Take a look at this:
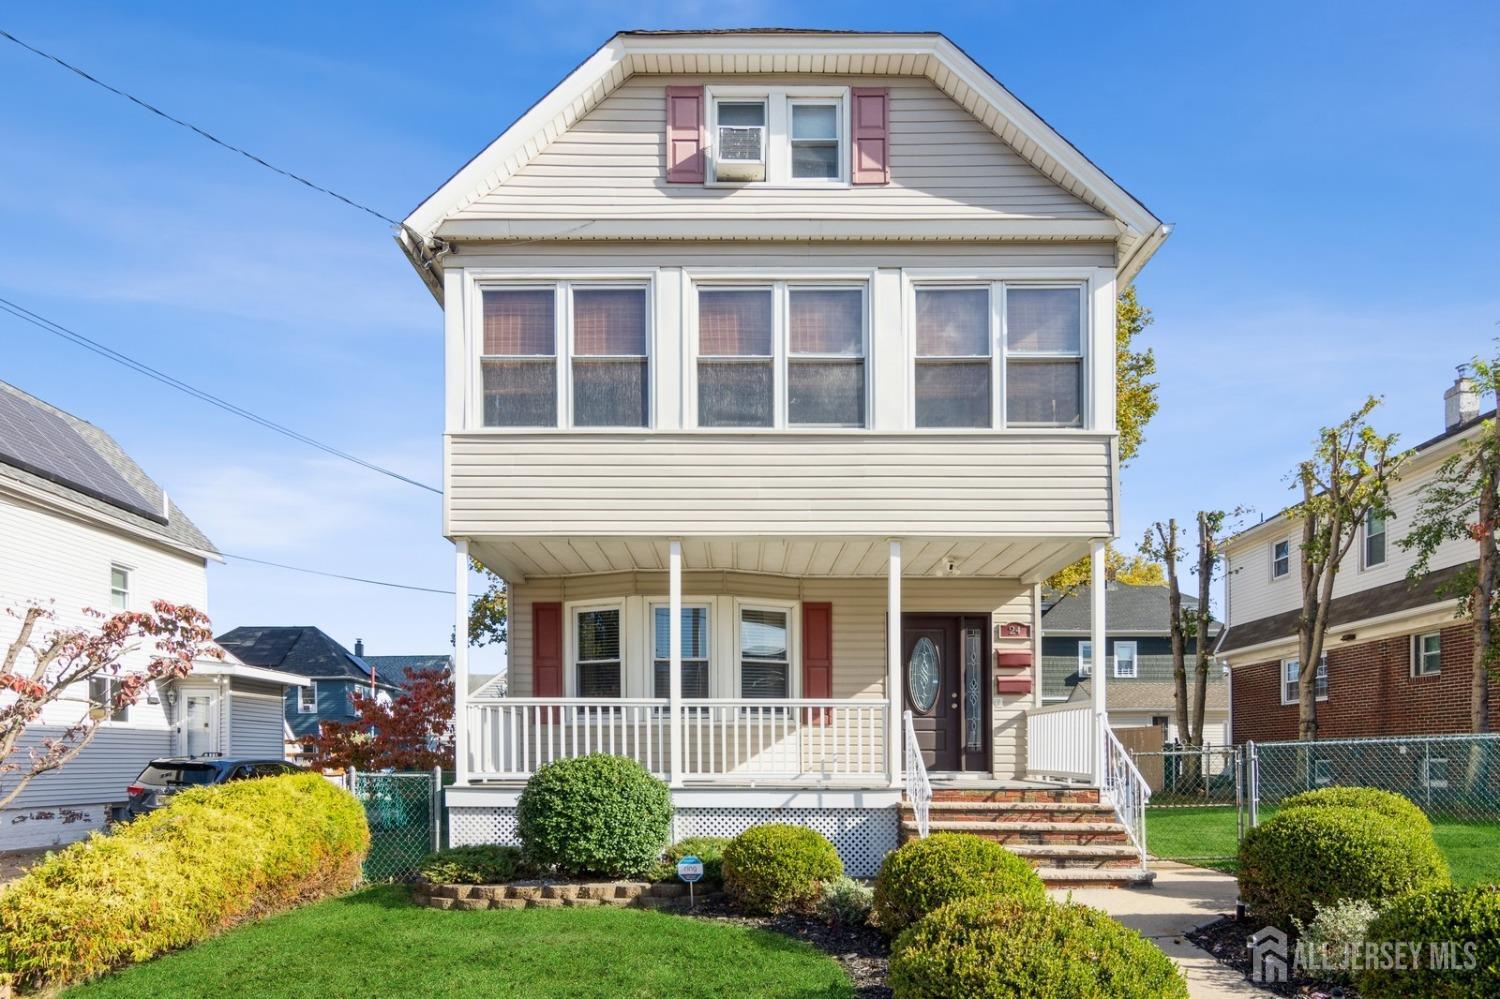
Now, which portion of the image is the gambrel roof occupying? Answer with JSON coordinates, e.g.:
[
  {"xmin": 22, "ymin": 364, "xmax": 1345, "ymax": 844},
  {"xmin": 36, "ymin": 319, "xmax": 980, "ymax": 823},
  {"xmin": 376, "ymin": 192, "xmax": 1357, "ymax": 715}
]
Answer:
[{"xmin": 399, "ymin": 30, "xmax": 1168, "ymax": 296}]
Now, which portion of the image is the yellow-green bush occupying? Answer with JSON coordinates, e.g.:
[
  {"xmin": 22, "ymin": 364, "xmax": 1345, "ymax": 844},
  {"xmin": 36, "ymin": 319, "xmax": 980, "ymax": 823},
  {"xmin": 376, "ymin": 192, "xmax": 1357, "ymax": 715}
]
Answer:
[
  {"xmin": 1354, "ymin": 885, "xmax": 1500, "ymax": 998},
  {"xmin": 1280, "ymin": 786, "xmax": 1432, "ymax": 831},
  {"xmin": 873, "ymin": 832, "xmax": 1045, "ymax": 936},
  {"xmin": 722, "ymin": 824, "xmax": 843, "ymax": 915},
  {"xmin": 0, "ymin": 772, "xmax": 368, "ymax": 992}
]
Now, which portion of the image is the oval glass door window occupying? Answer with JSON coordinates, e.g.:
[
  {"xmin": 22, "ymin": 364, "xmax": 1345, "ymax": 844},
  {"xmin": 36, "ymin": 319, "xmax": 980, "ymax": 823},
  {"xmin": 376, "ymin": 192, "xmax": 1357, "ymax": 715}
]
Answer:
[{"xmin": 908, "ymin": 637, "xmax": 940, "ymax": 712}]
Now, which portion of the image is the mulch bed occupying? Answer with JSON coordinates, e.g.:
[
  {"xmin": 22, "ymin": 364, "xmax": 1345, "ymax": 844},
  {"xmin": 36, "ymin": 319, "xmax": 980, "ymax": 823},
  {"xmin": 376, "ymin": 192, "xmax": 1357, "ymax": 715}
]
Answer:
[
  {"xmin": 1189, "ymin": 916, "xmax": 1361, "ymax": 999},
  {"xmin": 683, "ymin": 893, "xmax": 890, "ymax": 998}
]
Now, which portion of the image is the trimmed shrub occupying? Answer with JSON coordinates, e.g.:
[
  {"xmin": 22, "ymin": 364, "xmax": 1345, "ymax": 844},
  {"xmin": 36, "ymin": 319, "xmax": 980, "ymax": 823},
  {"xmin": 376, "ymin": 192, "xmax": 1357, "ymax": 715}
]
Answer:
[
  {"xmin": 890, "ymin": 895, "xmax": 1188, "ymax": 998},
  {"xmin": 1238, "ymin": 805, "xmax": 1449, "ymax": 928},
  {"xmin": 873, "ymin": 832, "xmax": 1045, "ymax": 936},
  {"xmin": 1281, "ymin": 786, "xmax": 1431, "ymax": 831},
  {"xmin": 417, "ymin": 845, "xmax": 523, "ymax": 885},
  {"xmin": 1354, "ymin": 885, "xmax": 1500, "ymax": 999},
  {"xmin": 819, "ymin": 876, "xmax": 875, "ymax": 927},
  {"xmin": 1292, "ymin": 899, "xmax": 1383, "ymax": 984},
  {"xmin": 0, "ymin": 773, "xmax": 367, "ymax": 992},
  {"xmin": 665, "ymin": 836, "xmax": 730, "ymax": 889},
  {"xmin": 516, "ymin": 754, "xmax": 672, "ymax": 878},
  {"xmin": 722, "ymin": 824, "xmax": 843, "ymax": 915}
]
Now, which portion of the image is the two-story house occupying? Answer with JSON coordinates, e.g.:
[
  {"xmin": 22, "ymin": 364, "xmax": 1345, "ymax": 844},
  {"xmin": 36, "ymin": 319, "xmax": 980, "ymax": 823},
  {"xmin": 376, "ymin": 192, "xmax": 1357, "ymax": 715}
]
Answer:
[
  {"xmin": 1041, "ymin": 583, "xmax": 1227, "ymax": 747},
  {"xmin": 397, "ymin": 30, "xmax": 1169, "ymax": 880},
  {"xmin": 1218, "ymin": 375, "xmax": 1498, "ymax": 747},
  {"xmin": 0, "ymin": 381, "xmax": 305, "ymax": 848}
]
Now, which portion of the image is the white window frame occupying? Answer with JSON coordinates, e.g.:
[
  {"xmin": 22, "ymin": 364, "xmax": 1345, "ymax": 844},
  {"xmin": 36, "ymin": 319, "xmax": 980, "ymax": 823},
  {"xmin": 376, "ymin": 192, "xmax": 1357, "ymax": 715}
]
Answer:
[
  {"xmin": 1363, "ymin": 509, "xmax": 1388, "ymax": 569},
  {"xmin": 565, "ymin": 600, "xmax": 627, "ymax": 698},
  {"xmin": 648, "ymin": 600, "xmax": 712, "ymax": 699},
  {"xmin": 1271, "ymin": 540, "xmax": 1291, "ymax": 580},
  {"xmin": 88, "ymin": 674, "xmax": 129, "ymax": 724},
  {"xmin": 1077, "ymin": 640, "xmax": 1093, "ymax": 677},
  {"xmin": 1281, "ymin": 655, "xmax": 1328, "ymax": 705},
  {"xmin": 109, "ymin": 564, "xmax": 131, "ymax": 611},
  {"xmin": 905, "ymin": 278, "xmax": 1092, "ymax": 432},
  {"xmin": 467, "ymin": 273, "xmax": 656, "ymax": 432},
  {"xmin": 706, "ymin": 86, "xmax": 850, "ymax": 188},
  {"xmin": 1413, "ymin": 632, "xmax": 1442, "ymax": 677},
  {"xmin": 1313, "ymin": 758, "xmax": 1334, "ymax": 785},
  {"xmin": 1113, "ymin": 641, "xmax": 1139, "ymax": 679},
  {"xmin": 734, "ymin": 598, "xmax": 799, "ymax": 700},
  {"xmin": 1421, "ymin": 755, "xmax": 1450, "ymax": 789},
  {"xmin": 687, "ymin": 277, "xmax": 871, "ymax": 430},
  {"xmin": 297, "ymin": 682, "xmax": 318, "ymax": 714}
]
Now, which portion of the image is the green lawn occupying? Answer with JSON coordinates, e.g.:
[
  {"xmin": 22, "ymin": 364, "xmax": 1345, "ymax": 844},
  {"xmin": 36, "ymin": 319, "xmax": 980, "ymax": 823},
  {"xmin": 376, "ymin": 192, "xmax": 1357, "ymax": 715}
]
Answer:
[
  {"xmin": 1147, "ymin": 806, "xmax": 1500, "ymax": 885},
  {"xmin": 68, "ymin": 886, "xmax": 852, "ymax": 999}
]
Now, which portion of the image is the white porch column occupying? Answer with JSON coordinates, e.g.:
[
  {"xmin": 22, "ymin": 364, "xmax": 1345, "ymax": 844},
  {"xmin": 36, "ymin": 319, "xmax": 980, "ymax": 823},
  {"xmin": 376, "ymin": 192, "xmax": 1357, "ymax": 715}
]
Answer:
[
  {"xmin": 453, "ymin": 539, "xmax": 471, "ymax": 786},
  {"xmin": 887, "ymin": 539, "xmax": 902, "ymax": 788},
  {"xmin": 1090, "ymin": 539, "xmax": 1108, "ymax": 785},
  {"xmin": 668, "ymin": 539, "xmax": 683, "ymax": 788}
]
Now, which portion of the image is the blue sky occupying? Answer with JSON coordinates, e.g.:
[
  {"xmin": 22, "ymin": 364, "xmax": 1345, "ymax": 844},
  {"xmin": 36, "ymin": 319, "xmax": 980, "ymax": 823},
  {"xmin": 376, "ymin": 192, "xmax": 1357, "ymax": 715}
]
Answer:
[{"xmin": 2, "ymin": 2, "xmax": 1496, "ymax": 673}]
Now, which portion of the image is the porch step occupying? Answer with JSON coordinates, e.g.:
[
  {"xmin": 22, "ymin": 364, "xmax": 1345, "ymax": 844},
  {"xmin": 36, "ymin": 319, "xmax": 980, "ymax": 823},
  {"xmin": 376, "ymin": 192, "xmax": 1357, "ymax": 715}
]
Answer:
[
  {"xmin": 1037, "ymin": 866, "xmax": 1156, "ymax": 889},
  {"xmin": 903, "ymin": 819, "xmax": 1128, "ymax": 846},
  {"xmin": 898, "ymin": 824, "xmax": 1141, "ymax": 867},
  {"xmin": 929, "ymin": 787, "xmax": 1100, "ymax": 804},
  {"xmin": 906, "ymin": 801, "xmax": 1118, "ymax": 823}
]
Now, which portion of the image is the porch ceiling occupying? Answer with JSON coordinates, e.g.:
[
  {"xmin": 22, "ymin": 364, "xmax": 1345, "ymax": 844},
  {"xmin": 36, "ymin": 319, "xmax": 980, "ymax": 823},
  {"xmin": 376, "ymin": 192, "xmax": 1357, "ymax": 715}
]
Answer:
[{"xmin": 467, "ymin": 536, "xmax": 1089, "ymax": 584}]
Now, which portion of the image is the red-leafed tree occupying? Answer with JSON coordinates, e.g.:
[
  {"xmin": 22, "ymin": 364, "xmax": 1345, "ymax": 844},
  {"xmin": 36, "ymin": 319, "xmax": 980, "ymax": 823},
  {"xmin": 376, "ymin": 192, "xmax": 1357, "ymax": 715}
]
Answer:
[
  {"xmin": 302, "ymin": 666, "xmax": 455, "ymax": 771},
  {"xmin": 1, "ymin": 600, "xmax": 220, "ymax": 811}
]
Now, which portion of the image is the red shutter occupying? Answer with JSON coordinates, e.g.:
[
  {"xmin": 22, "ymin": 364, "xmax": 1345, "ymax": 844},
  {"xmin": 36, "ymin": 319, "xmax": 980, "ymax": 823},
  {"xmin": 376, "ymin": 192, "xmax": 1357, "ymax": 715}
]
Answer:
[
  {"xmin": 665, "ymin": 86, "xmax": 706, "ymax": 183},
  {"xmin": 850, "ymin": 87, "xmax": 890, "ymax": 185},
  {"xmin": 802, "ymin": 602, "xmax": 833, "ymax": 723},
  {"xmin": 533, "ymin": 602, "xmax": 563, "ymax": 699}
]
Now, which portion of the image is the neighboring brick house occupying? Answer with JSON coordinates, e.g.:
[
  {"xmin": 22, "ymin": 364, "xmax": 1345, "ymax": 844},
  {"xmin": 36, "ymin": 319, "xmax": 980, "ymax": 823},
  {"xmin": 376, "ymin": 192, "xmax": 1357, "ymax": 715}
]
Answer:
[
  {"xmin": 1040, "ymin": 582, "xmax": 1227, "ymax": 746},
  {"xmin": 1218, "ymin": 375, "xmax": 1497, "ymax": 744}
]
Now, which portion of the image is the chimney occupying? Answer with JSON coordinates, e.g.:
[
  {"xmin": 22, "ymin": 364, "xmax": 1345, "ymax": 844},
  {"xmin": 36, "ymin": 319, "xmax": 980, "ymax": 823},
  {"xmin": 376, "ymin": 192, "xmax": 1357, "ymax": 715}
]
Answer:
[
  {"xmin": 1445, "ymin": 370, "xmax": 1480, "ymax": 431},
  {"xmin": 354, "ymin": 638, "xmax": 365, "ymax": 658}
]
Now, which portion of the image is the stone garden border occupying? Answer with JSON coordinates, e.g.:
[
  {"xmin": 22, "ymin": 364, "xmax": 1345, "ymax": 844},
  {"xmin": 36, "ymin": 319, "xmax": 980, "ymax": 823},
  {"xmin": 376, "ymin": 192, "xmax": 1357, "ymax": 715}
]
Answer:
[{"xmin": 412, "ymin": 880, "xmax": 722, "ymax": 911}]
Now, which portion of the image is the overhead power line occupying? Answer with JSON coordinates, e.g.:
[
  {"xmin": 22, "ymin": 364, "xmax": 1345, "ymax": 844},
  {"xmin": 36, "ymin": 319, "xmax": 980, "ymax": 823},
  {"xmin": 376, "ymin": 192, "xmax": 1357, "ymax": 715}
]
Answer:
[
  {"xmin": 222, "ymin": 553, "xmax": 453, "ymax": 595},
  {"xmin": 0, "ymin": 27, "xmax": 404, "ymax": 229},
  {"xmin": 0, "ymin": 294, "xmax": 442, "ymax": 495}
]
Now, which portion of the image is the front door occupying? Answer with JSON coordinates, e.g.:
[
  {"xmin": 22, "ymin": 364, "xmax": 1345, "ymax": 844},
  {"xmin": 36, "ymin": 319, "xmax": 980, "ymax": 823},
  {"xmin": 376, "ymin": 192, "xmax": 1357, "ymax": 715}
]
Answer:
[
  {"xmin": 184, "ymin": 695, "xmax": 213, "ymax": 757},
  {"xmin": 902, "ymin": 614, "xmax": 990, "ymax": 772}
]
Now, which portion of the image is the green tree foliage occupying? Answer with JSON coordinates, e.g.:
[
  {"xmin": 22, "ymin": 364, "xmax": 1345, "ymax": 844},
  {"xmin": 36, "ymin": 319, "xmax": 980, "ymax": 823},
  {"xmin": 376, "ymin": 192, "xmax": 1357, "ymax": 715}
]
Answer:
[
  {"xmin": 1115, "ymin": 286, "xmax": 1159, "ymax": 467},
  {"xmin": 468, "ymin": 558, "xmax": 508, "ymax": 647}
]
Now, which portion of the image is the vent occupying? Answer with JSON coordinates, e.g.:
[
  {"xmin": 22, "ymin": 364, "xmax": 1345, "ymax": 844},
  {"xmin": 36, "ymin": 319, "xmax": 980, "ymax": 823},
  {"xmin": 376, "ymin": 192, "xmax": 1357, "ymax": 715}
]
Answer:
[{"xmin": 715, "ymin": 125, "xmax": 765, "ymax": 182}]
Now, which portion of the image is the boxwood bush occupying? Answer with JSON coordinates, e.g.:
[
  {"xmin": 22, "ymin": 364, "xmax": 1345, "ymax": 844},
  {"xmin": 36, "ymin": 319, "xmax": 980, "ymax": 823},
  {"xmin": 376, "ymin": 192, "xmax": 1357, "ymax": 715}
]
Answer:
[
  {"xmin": 516, "ymin": 754, "xmax": 672, "ymax": 877},
  {"xmin": 873, "ymin": 832, "xmax": 1045, "ymax": 936},
  {"xmin": 0, "ymin": 773, "xmax": 367, "ymax": 992},
  {"xmin": 889, "ymin": 895, "xmax": 1187, "ymax": 998},
  {"xmin": 722, "ymin": 824, "xmax": 843, "ymax": 915},
  {"xmin": 1238, "ymin": 805, "xmax": 1449, "ymax": 928},
  {"xmin": 1354, "ymin": 885, "xmax": 1500, "ymax": 998},
  {"xmin": 665, "ymin": 836, "xmax": 730, "ymax": 889},
  {"xmin": 1280, "ymin": 786, "xmax": 1431, "ymax": 830},
  {"xmin": 417, "ymin": 844, "xmax": 523, "ymax": 885}
]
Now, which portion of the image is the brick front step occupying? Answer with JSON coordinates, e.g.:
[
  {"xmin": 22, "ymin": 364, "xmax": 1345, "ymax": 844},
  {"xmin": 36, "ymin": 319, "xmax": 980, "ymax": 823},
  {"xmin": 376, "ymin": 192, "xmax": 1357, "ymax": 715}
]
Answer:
[
  {"xmin": 906, "ymin": 819, "xmax": 1128, "ymax": 845},
  {"xmin": 898, "ymin": 824, "xmax": 1142, "ymax": 868},
  {"xmin": 929, "ymin": 787, "xmax": 1101, "ymax": 804},
  {"xmin": 1036, "ymin": 866, "xmax": 1156, "ymax": 889},
  {"xmin": 903, "ymin": 801, "xmax": 1118, "ymax": 824}
]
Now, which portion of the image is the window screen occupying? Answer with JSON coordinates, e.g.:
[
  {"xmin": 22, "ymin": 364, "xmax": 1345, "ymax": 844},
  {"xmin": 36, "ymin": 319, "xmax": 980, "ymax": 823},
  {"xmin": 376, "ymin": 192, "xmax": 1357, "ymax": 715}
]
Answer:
[
  {"xmin": 915, "ymin": 288, "xmax": 991, "ymax": 428},
  {"xmin": 740, "ymin": 608, "xmax": 790, "ymax": 698},
  {"xmin": 698, "ymin": 289, "xmax": 774, "ymax": 427},
  {"xmin": 572, "ymin": 288, "xmax": 648, "ymax": 427},
  {"xmin": 482, "ymin": 289, "xmax": 556, "ymax": 426},
  {"xmin": 789, "ymin": 288, "xmax": 864, "ymax": 426},
  {"xmin": 1006, "ymin": 288, "xmax": 1082, "ymax": 426},
  {"xmin": 653, "ymin": 606, "xmax": 709, "ymax": 698},
  {"xmin": 575, "ymin": 609, "xmax": 621, "ymax": 697}
]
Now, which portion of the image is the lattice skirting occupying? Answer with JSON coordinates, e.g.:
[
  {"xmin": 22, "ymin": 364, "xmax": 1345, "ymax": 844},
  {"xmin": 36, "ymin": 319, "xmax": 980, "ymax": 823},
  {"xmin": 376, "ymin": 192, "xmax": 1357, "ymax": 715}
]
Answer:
[{"xmin": 449, "ymin": 805, "xmax": 899, "ymax": 877}]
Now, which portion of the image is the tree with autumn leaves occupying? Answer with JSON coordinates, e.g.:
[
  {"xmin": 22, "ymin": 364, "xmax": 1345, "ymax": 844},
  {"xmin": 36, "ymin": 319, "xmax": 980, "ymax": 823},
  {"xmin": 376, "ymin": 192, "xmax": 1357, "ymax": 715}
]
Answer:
[{"xmin": 302, "ymin": 666, "xmax": 456, "ymax": 771}]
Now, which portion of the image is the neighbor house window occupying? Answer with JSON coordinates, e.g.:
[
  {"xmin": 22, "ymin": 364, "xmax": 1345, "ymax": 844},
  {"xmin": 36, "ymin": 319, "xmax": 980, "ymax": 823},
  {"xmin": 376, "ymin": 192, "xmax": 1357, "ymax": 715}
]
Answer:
[
  {"xmin": 1313, "ymin": 758, "xmax": 1334, "ymax": 785},
  {"xmin": 653, "ymin": 605, "xmax": 710, "ymax": 699},
  {"xmin": 740, "ymin": 607, "xmax": 791, "ymax": 698},
  {"xmin": 696, "ymin": 283, "xmax": 867, "ymax": 428},
  {"xmin": 480, "ymin": 284, "xmax": 650, "ymax": 428},
  {"xmin": 110, "ymin": 565, "xmax": 130, "ymax": 611},
  {"xmin": 88, "ymin": 676, "xmax": 127, "ymax": 722},
  {"xmin": 1414, "ymin": 632, "xmax": 1442, "ymax": 676},
  {"xmin": 709, "ymin": 89, "xmax": 847, "ymax": 185},
  {"xmin": 1421, "ymin": 756, "xmax": 1450, "ymax": 789},
  {"xmin": 914, "ymin": 287, "xmax": 991, "ymax": 428},
  {"xmin": 575, "ymin": 608, "xmax": 622, "ymax": 698},
  {"xmin": 1113, "ymin": 641, "xmax": 1138, "ymax": 679},
  {"xmin": 1364, "ymin": 510, "xmax": 1387, "ymax": 567},
  {"xmin": 1005, "ymin": 287, "xmax": 1084, "ymax": 427},
  {"xmin": 1271, "ymin": 540, "xmax": 1291, "ymax": 579},
  {"xmin": 298, "ymin": 683, "xmax": 317, "ymax": 714},
  {"xmin": 1281, "ymin": 656, "xmax": 1328, "ymax": 705},
  {"xmin": 1077, "ymin": 640, "xmax": 1093, "ymax": 677}
]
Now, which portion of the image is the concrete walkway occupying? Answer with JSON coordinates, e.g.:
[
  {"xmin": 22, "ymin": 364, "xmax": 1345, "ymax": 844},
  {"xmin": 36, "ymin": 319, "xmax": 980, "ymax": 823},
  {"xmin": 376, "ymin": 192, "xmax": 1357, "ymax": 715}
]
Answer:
[{"xmin": 1048, "ymin": 861, "xmax": 1270, "ymax": 998}]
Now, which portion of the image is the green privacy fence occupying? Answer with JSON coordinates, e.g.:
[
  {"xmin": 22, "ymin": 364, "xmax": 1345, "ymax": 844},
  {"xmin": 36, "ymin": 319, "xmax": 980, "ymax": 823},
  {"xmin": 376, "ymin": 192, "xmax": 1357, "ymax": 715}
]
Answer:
[{"xmin": 345, "ymin": 769, "xmax": 450, "ymax": 881}]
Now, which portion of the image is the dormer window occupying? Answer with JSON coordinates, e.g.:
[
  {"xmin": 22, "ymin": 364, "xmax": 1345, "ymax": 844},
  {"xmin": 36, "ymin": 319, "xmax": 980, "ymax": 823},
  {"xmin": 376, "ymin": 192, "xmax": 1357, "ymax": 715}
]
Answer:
[
  {"xmin": 789, "ymin": 102, "xmax": 840, "ymax": 179},
  {"xmin": 708, "ymin": 88, "xmax": 848, "ymax": 186}
]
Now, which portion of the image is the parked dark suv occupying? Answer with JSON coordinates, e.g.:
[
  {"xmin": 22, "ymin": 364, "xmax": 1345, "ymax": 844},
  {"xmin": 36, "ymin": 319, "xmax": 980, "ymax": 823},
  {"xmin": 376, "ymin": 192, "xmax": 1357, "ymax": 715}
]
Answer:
[{"xmin": 118, "ymin": 756, "xmax": 307, "ymax": 819}]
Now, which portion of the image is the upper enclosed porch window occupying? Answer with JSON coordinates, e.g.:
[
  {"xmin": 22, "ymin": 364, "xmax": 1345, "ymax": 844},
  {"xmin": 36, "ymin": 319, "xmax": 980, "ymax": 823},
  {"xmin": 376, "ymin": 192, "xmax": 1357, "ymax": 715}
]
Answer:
[
  {"xmin": 912, "ymin": 283, "xmax": 1086, "ymax": 429},
  {"xmin": 481, "ymin": 284, "xmax": 650, "ymax": 428}
]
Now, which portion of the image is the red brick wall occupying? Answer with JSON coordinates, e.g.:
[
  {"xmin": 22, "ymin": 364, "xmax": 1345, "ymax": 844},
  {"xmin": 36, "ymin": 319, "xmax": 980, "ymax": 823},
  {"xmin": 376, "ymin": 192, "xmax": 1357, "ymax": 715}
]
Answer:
[{"xmin": 1231, "ymin": 623, "xmax": 1499, "ymax": 743}]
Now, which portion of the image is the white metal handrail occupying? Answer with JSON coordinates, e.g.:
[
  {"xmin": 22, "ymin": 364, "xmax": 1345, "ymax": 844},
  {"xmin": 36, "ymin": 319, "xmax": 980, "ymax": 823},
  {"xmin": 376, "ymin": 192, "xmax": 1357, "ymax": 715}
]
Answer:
[
  {"xmin": 1100, "ymin": 718, "xmax": 1151, "ymax": 867},
  {"xmin": 903, "ymin": 710, "xmax": 931, "ymax": 838}
]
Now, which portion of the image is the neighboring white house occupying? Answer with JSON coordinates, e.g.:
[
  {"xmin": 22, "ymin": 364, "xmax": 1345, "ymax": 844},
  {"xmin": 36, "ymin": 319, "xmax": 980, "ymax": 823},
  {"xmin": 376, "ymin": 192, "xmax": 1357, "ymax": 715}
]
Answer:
[
  {"xmin": 0, "ymin": 380, "xmax": 306, "ymax": 849},
  {"xmin": 397, "ymin": 30, "xmax": 1169, "ymax": 878}
]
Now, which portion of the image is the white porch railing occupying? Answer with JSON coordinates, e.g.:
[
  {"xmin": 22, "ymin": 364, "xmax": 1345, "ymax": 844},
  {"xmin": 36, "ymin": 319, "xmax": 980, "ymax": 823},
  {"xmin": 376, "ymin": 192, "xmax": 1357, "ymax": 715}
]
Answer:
[
  {"xmin": 1024, "ymin": 703, "xmax": 1095, "ymax": 781},
  {"xmin": 1101, "ymin": 722, "xmax": 1151, "ymax": 867},
  {"xmin": 903, "ymin": 710, "xmax": 931, "ymax": 838},
  {"xmin": 468, "ymin": 697, "xmax": 888, "ymax": 784}
]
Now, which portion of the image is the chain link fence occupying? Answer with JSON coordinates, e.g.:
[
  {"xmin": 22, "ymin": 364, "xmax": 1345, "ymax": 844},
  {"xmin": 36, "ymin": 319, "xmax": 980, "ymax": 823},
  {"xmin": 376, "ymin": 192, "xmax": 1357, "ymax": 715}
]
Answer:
[
  {"xmin": 344, "ymin": 769, "xmax": 442, "ymax": 882},
  {"xmin": 1132, "ymin": 745, "xmax": 1243, "ymax": 807}
]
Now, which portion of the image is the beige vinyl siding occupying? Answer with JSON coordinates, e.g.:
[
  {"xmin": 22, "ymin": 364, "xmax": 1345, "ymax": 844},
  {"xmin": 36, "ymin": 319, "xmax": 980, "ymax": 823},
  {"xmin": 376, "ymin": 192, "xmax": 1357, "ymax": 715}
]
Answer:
[
  {"xmin": 449, "ymin": 433, "xmax": 1113, "ymax": 538},
  {"xmin": 454, "ymin": 76, "xmax": 1104, "ymax": 223},
  {"xmin": 502, "ymin": 573, "xmax": 1032, "ymax": 778}
]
